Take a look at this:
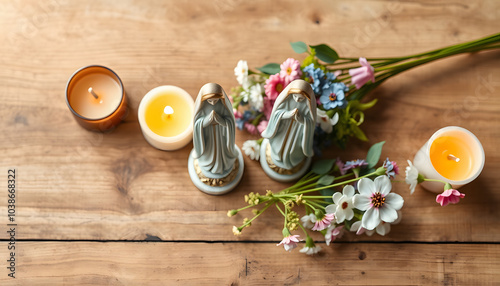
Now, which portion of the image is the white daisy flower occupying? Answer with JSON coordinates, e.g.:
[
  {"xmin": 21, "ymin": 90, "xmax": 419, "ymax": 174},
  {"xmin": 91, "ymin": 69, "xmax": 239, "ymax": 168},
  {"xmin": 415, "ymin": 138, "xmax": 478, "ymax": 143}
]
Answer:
[
  {"xmin": 352, "ymin": 175, "xmax": 404, "ymax": 230},
  {"xmin": 242, "ymin": 140, "xmax": 260, "ymax": 161},
  {"xmin": 325, "ymin": 185, "xmax": 355, "ymax": 223},
  {"xmin": 234, "ymin": 60, "xmax": 249, "ymax": 85},
  {"xmin": 248, "ymin": 83, "xmax": 264, "ymax": 111},
  {"xmin": 351, "ymin": 210, "xmax": 402, "ymax": 236}
]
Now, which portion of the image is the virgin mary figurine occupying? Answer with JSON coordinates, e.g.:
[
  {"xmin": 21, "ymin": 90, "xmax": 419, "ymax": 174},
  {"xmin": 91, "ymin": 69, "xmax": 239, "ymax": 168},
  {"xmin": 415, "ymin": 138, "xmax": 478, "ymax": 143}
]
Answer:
[
  {"xmin": 260, "ymin": 79, "xmax": 316, "ymax": 182},
  {"xmin": 188, "ymin": 83, "xmax": 244, "ymax": 195}
]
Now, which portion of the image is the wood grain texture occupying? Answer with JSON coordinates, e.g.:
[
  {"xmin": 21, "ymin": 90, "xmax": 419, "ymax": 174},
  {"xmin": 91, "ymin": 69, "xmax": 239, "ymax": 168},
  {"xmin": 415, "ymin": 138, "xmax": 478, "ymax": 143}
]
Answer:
[
  {"xmin": 0, "ymin": 0, "xmax": 499, "ymax": 278},
  {"xmin": 0, "ymin": 0, "xmax": 500, "ymax": 243},
  {"xmin": 0, "ymin": 0, "xmax": 498, "ymax": 243},
  {"xmin": 0, "ymin": 241, "xmax": 499, "ymax": 285}
]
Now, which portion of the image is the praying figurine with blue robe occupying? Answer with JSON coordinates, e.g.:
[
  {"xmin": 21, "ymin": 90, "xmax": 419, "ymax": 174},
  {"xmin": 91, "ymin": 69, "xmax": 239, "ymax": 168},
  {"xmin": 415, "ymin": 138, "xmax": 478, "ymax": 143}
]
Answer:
[
  {"xmin": 188, "ymin": 83, "xmax": 244, "ymax": 195},
  {"xmin": 260, "ymin": 79, "xmax": 316, "ymax": 182}
]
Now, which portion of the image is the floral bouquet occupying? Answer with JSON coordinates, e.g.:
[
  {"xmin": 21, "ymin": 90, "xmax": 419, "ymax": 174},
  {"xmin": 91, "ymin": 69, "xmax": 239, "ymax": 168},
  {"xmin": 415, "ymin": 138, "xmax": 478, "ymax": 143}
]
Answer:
[
  {"xmin": 231, "ymin": 33, "xmax": 500, "ymax": 159},
  {"xmin": 229, "ymin": 142, "xmax": 405, "ymax": 254}
]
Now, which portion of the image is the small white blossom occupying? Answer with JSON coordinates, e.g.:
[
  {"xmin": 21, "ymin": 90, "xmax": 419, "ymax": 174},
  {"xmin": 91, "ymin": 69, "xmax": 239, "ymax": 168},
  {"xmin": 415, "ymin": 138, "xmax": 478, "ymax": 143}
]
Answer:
[
  {"xmin": 325, "ymin": 185, "xmax": 355, "ymax": 223},
  {"xmin": 316, "ymin": 108, "xmax": 339, "ymax": 134},
  {"xmin": 248, "ymin": 83, "xmax": 264, "ymax": 111},
  {"xmin": 405, "ymin": 160, "xmax": 419, "ymax": 194},
  {"xmin": 234, "ymin": 60, "xmax": 249, "ymax": 86},
  {"xmin": 242, "ymin": 140, "xmax": 260, "ymax": 161},
  {"xmin": 300, "ymin": 213, "xmax": 316, "ymax": 229},
  {"xmin": 232, "ymin": 226, "xmax": 241, "ymax": 236},
  {"xmin": 299, "ymin": 245, "xmax": 322, "ymax": 255}
]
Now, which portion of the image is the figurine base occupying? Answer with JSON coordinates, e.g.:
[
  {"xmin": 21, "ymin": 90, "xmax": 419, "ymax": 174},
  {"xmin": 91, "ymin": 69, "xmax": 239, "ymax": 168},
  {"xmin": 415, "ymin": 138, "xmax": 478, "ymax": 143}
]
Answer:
[
  {"xmin": 259, "ymin": 139, "xmax": 311, "ymax": 183},
  {"xmin": 188, "ymin": 146, "xmax": 244, "ymax": 195}
]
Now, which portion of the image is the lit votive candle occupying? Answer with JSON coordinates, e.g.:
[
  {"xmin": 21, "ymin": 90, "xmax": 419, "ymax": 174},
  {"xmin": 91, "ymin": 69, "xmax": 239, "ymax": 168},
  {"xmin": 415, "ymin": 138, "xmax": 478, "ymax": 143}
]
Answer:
[
  {"xmin": 138, "ymin": 85, "xmax": 194, "ymax": 150},
  {"xmin": 413, "ymin": 126, "xmax": 485, "ymax": 193},
  {"xmin": 66, "ymin": 65, "xmax": 127, "ymax": 131}
]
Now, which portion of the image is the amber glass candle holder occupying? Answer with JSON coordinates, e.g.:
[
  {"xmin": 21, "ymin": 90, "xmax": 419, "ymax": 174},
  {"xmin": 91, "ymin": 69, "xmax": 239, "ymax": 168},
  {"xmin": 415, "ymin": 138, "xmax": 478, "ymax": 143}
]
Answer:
[{"xmin": 66, "ymin": 65, "xmax": 128, "ymax": 131}]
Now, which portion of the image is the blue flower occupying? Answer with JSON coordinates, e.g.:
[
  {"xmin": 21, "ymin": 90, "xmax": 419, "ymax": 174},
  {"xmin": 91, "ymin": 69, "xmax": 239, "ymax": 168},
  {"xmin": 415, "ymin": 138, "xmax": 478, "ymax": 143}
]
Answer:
[
  {"xmin": 383, "ymin": 157, "xmax": 399, "ymax": 179},
  {"xmin": 303, "ymin": 64, "xmax": 325, "ymax": 95},
  {"xmin": 236, "ymin": 110, "xmax": 253, "ymax": 130},
  {"xmin": 322, "ymin": 72, "xmax": 337, "ymax": 89},
  {"xmin": 319, "ymin": 82, "xmax": 348, "ymax": 110},
  {"xmin": 342, "ymin": 159, "xmax": 368, "ymax": 174}
]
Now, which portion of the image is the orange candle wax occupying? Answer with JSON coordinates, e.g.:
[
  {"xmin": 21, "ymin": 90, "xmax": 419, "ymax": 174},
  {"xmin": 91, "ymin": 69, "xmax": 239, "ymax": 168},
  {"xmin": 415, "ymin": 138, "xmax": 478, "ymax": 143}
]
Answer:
[{"xmin": 430, "ymin": 136, "xmax": 473, "ymax": 181}]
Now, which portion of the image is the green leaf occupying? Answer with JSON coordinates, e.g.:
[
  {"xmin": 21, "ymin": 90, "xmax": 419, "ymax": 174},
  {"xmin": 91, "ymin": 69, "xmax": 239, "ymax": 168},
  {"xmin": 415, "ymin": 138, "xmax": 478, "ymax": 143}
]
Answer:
[
  {"xmin": 257, "ymin": 63, "xmax": 280, "ymax": 75},
  {"xmin": 349, "ymin": 99, "xmax": 378, "ymax": 111},
  {"xmin": 319, "ymin": 189, "xmax": 334, "ymax": 204},
  {"xmin": 366, "ymin": 141, "xmax": 385, "ymax": 168},
  {"xmin": 311, "ymin": 159, "xmax": 336, "ymax": 175},
  {"xmin": 317, "ymin": 175, "xmax": 335, "ymax": 186},
  {"xmin": 309, "ymin": 44, "xmax": 339, "ymax": 64},
  {"xmin": 290, "ymin": 41, "xmax": 309, "ymax": 54},
  {"xmin": 350, "ymin": 123, "xmax": 368, "ymax": 142}
]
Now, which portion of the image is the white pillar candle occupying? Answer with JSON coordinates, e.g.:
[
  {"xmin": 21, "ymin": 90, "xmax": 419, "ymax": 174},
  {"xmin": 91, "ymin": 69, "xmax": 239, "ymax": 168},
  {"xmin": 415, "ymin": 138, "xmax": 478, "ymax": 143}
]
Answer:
[
  {"xmin": 413, "ymin": 126, "xmax": 485, "ymax": 193},
  {"xmin": 138, "ymin": 85, "xmax": 194, "ymax": 151}
]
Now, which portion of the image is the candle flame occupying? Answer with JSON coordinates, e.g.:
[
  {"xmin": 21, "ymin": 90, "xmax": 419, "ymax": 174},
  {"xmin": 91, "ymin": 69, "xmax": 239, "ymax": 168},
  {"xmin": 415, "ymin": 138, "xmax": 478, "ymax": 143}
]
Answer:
[{"xmin": 164, "ymin": 106, "xmax": 174, "ymax": 116}]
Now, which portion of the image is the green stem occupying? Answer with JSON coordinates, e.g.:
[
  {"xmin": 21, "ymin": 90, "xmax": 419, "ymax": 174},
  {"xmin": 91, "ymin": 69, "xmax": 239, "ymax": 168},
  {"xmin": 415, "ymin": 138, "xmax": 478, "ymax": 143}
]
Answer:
[
  {"xmin": 235, "ymin": 204, "xmax": 256, "ymax": 212},
  {"xmin": 289, "ymin": 173, "xmax": 354, "ymax": 194},
  {"xmin": 375, "ymin": 34, "xmax": 500, "ymax": 72},
  {"xmin": 298, "ymin": 222, "xmax": 310, "ymax": 237},
  {"xmin": 307, "ymin": 200, "xmax": 327, "ymax": 209},
  {"xmin": 296, "ymin": 171, "xmax": 378, "ymax": 194},
  {"xmin": 240, "ymin": 202, "xmax": 273, "ymax": 228},
  {"xmin": 303, "ymin": 202, "xmax": 317, "ymax": 211},
  {"xmin": 424, "ymin": 178, "xmax": 447, "ymax": 184}
]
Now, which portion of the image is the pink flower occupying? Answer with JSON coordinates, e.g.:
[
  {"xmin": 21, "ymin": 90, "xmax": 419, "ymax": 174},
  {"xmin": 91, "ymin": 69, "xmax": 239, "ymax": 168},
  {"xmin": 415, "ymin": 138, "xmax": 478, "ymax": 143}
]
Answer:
[
  {"xmin": 325, "ymin": 225, "xmax": 344, "ymax": 245},
  {"xmin": 336, "ymin": 158, "xmax": 346, "ymax": 175},
  {"xmin": 277, "ymin": 234, "xmax": 302, "ymax": 252},
  {"xmin": 264, "ymin": 74, "xmax": 287, "ymax": 101},
  {"xmin": 436, "ymin": 188, "xmax": 465, "ymax": 206},
  {"xmin": 233, "ymin": 110, "xmax": 242, "ymax": 120},
  {"xmin": 263, "ymin": 97, "xmax": 274, "ymax": 120},
  {"xmin": 244, "ymin": 122, "xmax": 259, "ymax": 135},
  {"xmin": 257, "ymin": 120, "xmax": 268, "ymax": 134},
  {"xmin": 280, "ymin": 58, "xmax": 302, "ymax": 83},
  {"xmin": 348, "ymin": 57, "xmax": 375, "ymax": 89},
  {"xmin": 312, "ymin": 213, "xmax": 335, "ymax": 231}
]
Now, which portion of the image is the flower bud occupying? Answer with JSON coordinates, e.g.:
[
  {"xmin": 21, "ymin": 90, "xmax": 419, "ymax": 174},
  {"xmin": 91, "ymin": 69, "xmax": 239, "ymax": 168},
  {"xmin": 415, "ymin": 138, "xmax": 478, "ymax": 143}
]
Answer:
[{"xmin": 227, "ymin": 210, "xmax": 238, "ymax": 217}]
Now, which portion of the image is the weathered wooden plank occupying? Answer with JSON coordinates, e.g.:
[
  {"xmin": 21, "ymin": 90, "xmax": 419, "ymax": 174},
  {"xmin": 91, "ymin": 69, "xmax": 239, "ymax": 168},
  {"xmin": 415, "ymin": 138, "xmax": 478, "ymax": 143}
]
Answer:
[
  {"xmin": 0, "ymin": 0, "xmax": 499, "ymax": 242},
  {"xmin": 0, "ymin": 241, "xmax": 498, "ymax": 285}
]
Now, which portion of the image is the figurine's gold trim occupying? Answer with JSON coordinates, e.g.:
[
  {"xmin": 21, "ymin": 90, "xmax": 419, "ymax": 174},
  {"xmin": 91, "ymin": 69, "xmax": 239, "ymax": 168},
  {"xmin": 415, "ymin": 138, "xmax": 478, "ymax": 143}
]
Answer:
[
  {"xmin": 266, "ymin": 142, "xmax": 305, "ymax": 175},
  {"xmin": 194, "ymin": 158, "xmax": 239, "ymax": 187},
  {"xmin": 287, "ymin": 88, "xmax": 310, "ymax": 100}
]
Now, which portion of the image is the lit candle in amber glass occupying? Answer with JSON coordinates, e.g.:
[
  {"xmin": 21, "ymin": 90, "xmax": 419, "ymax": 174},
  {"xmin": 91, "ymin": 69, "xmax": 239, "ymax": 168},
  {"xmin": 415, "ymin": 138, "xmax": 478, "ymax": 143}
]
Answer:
[
  {"xmin": 138, "ymin": 85, "xmax": 194, "ymax": 150},
  {"xmin": 413, "ymin": 126, "xmax": 485, "ymax": 193},
  {"xmin": 66, "ymin": 65, "xmax": 127, "ymax": 131}
]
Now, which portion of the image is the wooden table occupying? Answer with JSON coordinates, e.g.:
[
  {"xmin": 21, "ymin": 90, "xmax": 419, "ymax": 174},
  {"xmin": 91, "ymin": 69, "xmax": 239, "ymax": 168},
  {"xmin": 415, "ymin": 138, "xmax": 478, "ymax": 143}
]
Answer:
[{"xmin": 1, "ymin": 1, "xmax": 499, "ymax": 284}]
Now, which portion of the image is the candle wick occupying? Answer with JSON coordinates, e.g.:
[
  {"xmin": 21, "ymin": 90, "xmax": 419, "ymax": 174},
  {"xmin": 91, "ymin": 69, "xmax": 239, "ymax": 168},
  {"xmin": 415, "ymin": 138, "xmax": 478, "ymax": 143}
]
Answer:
[
  {"xmin": 447, "ymin": 154, "xmax": 460, "ymax": 162},
  {"xmin": 88, "ymin": 87, "xmax": 99, "ymax": 100}
]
